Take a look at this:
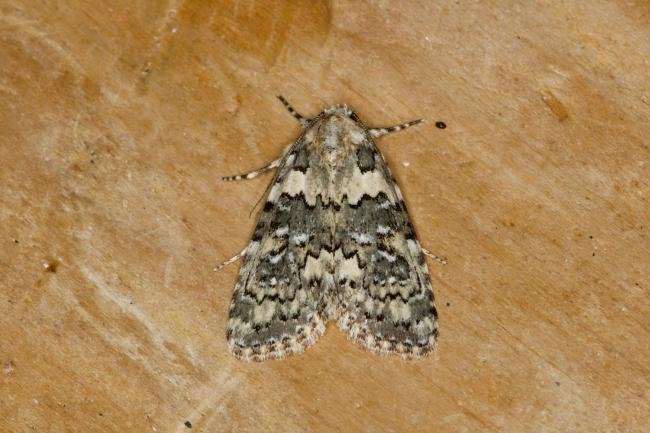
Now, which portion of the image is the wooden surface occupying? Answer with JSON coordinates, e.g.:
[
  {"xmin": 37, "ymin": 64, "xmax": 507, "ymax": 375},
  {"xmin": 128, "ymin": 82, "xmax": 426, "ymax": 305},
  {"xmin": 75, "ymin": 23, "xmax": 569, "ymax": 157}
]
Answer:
[{"xmin": 1, "ymin": 1, "xmax": 649, "ymax": 432}]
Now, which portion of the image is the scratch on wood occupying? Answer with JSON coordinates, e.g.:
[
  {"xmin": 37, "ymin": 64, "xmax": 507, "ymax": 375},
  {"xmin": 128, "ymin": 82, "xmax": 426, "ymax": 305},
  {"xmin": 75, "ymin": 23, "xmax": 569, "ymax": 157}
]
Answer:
[
  {"xmin": 172, "ymin": 372, "xmax": 241, "ymax": 433},
  {"xmin": 541, "ymin": 90, "xmax": 569, "ymax": 121},
  {"xmin": 138, "ymin": 0, "xmax": 183, "ymax": 90},
  {"xmin": 82, "ymin": 267, "xmax": 181, "ymax": 362}
]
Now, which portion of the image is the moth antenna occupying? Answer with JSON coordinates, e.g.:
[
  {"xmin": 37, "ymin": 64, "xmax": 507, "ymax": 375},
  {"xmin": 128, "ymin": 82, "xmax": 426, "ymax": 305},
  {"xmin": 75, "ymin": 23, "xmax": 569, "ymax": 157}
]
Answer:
[
  {"xmin": 277, "ymin": 95, "xmax": 309, "ymax": 127},
  {"xmin": 369, "ymin": 119, "xmax": 423, "ymax": 138},
  {"xmin": 222, "ymin": 157, "xmax": 283, "ymax": 181}
]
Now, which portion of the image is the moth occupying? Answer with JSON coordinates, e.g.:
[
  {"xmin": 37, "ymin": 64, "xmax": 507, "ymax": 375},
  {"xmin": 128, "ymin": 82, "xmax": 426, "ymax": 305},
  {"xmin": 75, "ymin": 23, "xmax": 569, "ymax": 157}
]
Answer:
[{"xmin": 219, "ymin": 96, "xmax": 443, "ymax": 361}]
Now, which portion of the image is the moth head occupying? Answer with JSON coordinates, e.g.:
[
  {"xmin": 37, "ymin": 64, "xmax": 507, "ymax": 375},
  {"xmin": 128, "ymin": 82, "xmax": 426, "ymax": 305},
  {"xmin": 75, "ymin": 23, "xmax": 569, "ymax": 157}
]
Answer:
[
  {"xmin": 324, "ymin": 104, "xmax": 351, "ymax": 116},
  {"xmin": 322, "ymin": 104, "xmax": 363, "ymax": 122},
  {"xmin": 316, "ymin": 105, "xmax": 366, "ymax": 134}
]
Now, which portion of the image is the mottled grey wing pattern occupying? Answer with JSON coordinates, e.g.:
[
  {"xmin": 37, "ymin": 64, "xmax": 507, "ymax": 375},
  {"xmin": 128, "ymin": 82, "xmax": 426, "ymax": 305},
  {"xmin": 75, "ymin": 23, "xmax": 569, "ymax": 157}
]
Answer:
[
  {"xmin": 225, "ymin": 99, "xmax": 438, "ymax": 361},
  {"xmin": 227, "ymin": 140, "xmax": 334, "ymax": 361},
  {"xmin": 334, "ymin": 140, "xmax": 438, "ymax": 358}
]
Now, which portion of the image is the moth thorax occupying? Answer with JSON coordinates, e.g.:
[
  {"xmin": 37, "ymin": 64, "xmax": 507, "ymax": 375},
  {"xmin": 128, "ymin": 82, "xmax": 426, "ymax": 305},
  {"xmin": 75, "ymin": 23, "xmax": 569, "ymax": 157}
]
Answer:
[{"xmin": 316, "ymin": 115, "xmax": 362, "ymax": 167}]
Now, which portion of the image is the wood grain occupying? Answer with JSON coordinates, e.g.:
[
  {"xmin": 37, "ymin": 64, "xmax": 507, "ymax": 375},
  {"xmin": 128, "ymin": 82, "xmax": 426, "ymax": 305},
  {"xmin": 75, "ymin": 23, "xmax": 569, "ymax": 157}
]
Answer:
[{"xmin": 1, "ymin": 1, "xmax": 648, "ymax": 432}]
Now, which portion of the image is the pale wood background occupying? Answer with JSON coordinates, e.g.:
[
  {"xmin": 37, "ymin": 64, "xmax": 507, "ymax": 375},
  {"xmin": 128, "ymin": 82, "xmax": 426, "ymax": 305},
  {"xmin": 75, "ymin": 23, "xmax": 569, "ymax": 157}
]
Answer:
[{"xmin": 1, "ymin": 1, "xmax": 649, "ymax": 432}]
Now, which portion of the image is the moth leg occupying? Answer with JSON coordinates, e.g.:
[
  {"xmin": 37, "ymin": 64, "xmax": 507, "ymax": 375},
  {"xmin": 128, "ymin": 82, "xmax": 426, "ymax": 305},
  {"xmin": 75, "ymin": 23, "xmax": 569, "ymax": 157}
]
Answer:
[
  {"xmin": 369, "ymin": 119, "xmax": 423, "ymax": 138},
  {"xmin": 222, "ymin": 157, "xmax": 283, "ymax": 181},
  {"xmin": 422, "ymin": 247, "xmax": 447, "ymax": 266},
  {"xmin": 277, "ymin": 95, "xmax": 309, "ymax": 127},
  {"xmin": 214, "ymin": 245, "xmax": 248, "ymax": 271}
]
